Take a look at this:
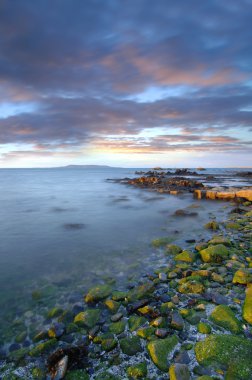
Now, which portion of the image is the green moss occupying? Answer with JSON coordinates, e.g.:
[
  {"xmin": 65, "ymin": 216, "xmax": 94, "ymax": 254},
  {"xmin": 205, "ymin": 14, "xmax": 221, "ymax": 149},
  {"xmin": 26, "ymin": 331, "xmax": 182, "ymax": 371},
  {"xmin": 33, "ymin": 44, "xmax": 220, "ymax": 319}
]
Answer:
[
  {"xmin": 104, "ymin": 299, "xmax": 120, "ymax": 313},
  {"xmin": 174, "ymin": 250, "xmax": 196, "ymax": 263},
  {"xmin": 197, "ymin": 322, "xmax": 212, "ymax": 334},
  {"xmin": 9, "ymin": 347, "xmax": 29, "ymax": 361},
  {"xmin": 147, "ymin": 335, "xmax": 179, "ymax": 371},
  {"xmin": 195, "ymin": 334, "xmax": 252, "ymax": 380},
  {"xmin": 243, "ymin": 284, "xmax": 252, "ymax": 324},
  {"xmin": 126, "ymin": 362, "xmax": 147, "ymax": 379},
  {"xmin": 208, "ymin": 236, "xmax": 231, "ymax": 246},
  {"xmin": 128, "ymin": 315, "xmax": 147, "ymax": 331},
  {"xmin": 15, "ymin": 331, "xmax": 27, "ymax": 343},
  {"xmin": 233, "ymin": 269, "xmax": 252, "ymax": 285},
  {"xmin": 210, "ymin": 305, "xmax": 242, "ymax": 334},
  {"xmin": 31, "ymin": 367, "xmax": 46, "ymax": 379},
  {"xmin": 169, "ymin": 363, "xmax": 190, "ymax": 380},
  {"xmin": 109, "ymin": 320, "xmax": 126, "ymax": 334},
  {"xmin": 152, "ymin": 237, "xmax": 173, "ymax": 247},
  {"xmin": 178, "ymin": 281, "xmax": 205, "ymax": 294},
  {"xmin": 199, "ymin": 244, "xmax": 229, "ymax": 263},
  {"xmin": 47, "ymin": 307, "xmax": 64, "ymax": 318},
  {"xmin": 127, "ymin": 282, "xmax": 154, "ymax": 302},
  {"xmin": 226, "ymin": 222, "xmax": 241, "ymax": 230},
  {"xmin": 120, "ymin": 336, "xmax": 142, "ymax": 356},
  {"xmin": 136, "ymin": 326, "xmax": 155, "ymax": 339},
  {"xmin": 74, "ymin": 309, "xmax": 101, "ymax": 328},
  {"xmin": 29, "ymin": 338, "xmax": 57, "ymax": 357},
  {"xmin": 111, "ymin": 291, "xmax": 127, "ymax": 301},
  {"xmin": 65, "ymin": 369, "xmax": 90, "ymax": 380},
  {"xmin": 100, "ymin": 333, "xmax": 117, "ymax": 352},
  {"xmin": 84, "ymin": 284, "xmax": 112, "ymax": 303}
]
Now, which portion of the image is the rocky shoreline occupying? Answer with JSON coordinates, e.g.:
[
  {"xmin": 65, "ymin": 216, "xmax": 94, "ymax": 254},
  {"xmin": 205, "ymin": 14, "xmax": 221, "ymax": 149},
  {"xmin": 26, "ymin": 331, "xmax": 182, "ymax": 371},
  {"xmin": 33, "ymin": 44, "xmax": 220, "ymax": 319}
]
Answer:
[{"xmin": 0, "ymin": 176, "xmax": 252, "ymax": 379}]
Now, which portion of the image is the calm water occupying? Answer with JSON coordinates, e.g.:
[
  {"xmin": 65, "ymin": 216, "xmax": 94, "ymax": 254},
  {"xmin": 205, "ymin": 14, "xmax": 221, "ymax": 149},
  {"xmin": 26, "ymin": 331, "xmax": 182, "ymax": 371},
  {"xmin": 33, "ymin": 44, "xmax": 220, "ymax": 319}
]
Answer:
[{"xmin": 0, "ymin": 167, "xmax": 249, "ymax": 340}]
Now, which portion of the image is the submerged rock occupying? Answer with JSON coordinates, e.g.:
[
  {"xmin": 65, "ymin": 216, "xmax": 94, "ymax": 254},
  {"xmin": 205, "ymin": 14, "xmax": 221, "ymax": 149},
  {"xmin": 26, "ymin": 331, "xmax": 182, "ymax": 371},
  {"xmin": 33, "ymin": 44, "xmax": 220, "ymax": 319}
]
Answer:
[
  {"xmin": 195, "ymin": 334, "xmax": 252, "ymax": 379},
  {"xmin": 84, "ymin": 285, "xmax": 112, "ymax": 303},
  {"xmin": 74, "ymin": 309, "xmax": 101, "ymax": 328}
]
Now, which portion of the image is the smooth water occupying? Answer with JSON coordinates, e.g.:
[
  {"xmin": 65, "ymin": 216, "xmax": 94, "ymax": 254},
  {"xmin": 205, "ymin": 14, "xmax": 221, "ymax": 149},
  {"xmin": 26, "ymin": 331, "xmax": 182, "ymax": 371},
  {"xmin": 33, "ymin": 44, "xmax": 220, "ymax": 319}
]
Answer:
[{"xmin": 0, "ymin": 167, "xmax": 249, "ymax": 341}]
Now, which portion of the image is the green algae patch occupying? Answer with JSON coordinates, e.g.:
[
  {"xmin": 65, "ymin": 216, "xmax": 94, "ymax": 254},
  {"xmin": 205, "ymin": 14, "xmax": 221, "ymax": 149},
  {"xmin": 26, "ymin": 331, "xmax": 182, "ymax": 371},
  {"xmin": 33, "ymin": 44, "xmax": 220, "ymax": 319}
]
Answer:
[
  {"xmin": 120, "ymin": 336, "xmax": 142, "ymax": 356},
  {"xmin": 84, "ymin": 284, "xmax": 112, "ymax": 303},
  {"xmin": 65, "ymin": 369, "xmax": 90, "ymax": 380},
  {"xmin": 126, "ymin": 362, "xmax": 147, "ymax": 379},
  {"xmin": 174, "ymin": 250, "xmax": 196, "ymax": 263},
  {"xmin": 178, "ymin": 280, "xmax": 205, "ymax": 294},
  {"xmin": 147, "ymin": 334, "xmax": 179, "ymax": 372},
  {"xmin": 74, "ymin": 309, "xmax": 101, "ymax": 328},
  {"xmin": 152, "ymin": 237, "xmax": 174, "ymax": 247},
  {"xmin": 136, "ymin": 326, "xmax": 155, "ymax": 339},
  {"xmin": 29, "ymin": 338, "xmax": 57, "ymax": 357},
  {"xmin": 243, "ymin": 283, "xmax": 252, "ymax": 324},
  {"xmin": 128, "ymin": 315, "xmax": 147, "ymax": 331},
  {"xmin": 109, "ymin": 320, "xmax": 126, "ymax": 334},
  {"xmin": 199, "ymin": 244, "xmax": 229, "ymax": 263},
  {"xmin": 210, "ymin": 305, "xmax": 242, "ymax": 334},
  {"xmin": 204, "ymin": 221, "xmax": 219, "ymax": 230},
  {"xmin": 47, "ymin": 307, "xmax": 64, "ymax": 318},
  {"xmin": 208, "ymin": 235, "xmax": 231, "ymax": 246},
  {"xmin": 195, "ymin": 334, "xmax": 252, "ymax": 380},
  {"xmin": 169, "ymin": 363, "xmax": 190, "ymax": 380},
  {"xmin": 166, "ymin": 244, "xmax": 182, "ymax": 256},
  {"xmin": 127, "ymin": 282, "xmax": 154, "ymax": 302},
  {"xmin": 233, "ymin": 268, "xmax": 252, "ymax": 285}
]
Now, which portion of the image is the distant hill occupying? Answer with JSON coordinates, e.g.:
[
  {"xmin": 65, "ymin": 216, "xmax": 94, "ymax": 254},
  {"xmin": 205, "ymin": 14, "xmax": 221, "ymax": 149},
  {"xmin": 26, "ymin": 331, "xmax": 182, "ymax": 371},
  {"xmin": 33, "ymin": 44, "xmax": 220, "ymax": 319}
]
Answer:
[{"xmin": 59, "ymin": 164, "xmax": 119, "ymax": 169}]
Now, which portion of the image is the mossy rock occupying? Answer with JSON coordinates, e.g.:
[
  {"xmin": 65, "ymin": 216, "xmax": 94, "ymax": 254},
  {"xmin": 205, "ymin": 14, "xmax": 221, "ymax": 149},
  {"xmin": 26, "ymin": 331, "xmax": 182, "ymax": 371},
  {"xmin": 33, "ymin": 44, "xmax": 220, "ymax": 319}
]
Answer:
[
  {"xmin": 104, "ymin": 299, "xmax": 120, "ymax": 313},
  {"xmin": 169, "ymin": 363, "xmax": 190, "ymax": 380},
  {"xmin": 128, "ymin": 315, "xmax": 147, "ymax": 331},
  {"xmin": 65, "ymin": 369, "xmax": 90, "ymax": 380},
  {"xmin": 199, "ymin": 244, "xmax": 229, "ymax": 263},
  {"xmin": 127, "ymin": 282, "xmax": 154, "ymax": 302},
  {"xmin": 85, "ymin": 285, "xmax": 112, "ymax": 303},
  {"xmin": 126, "ymin": 362, "xmax": 147, "ymax": 379},
  {"xmin": 210, "ymin": 305, "xmax": 242, "ymax": 334},
  {"xmin": 178, "ymin": 281, "xmax": 205, "ymax": 294},
  {"xmin": 29, "ymin": 338, "xmax": 57, "ymax": 357},
  {"xmin": 120, "ymin": 336, "xmax": 142, "ymax": 356},
  {"xmin": 204, "ymin": 221, "xmax": 219, "ymax": 230},
  {"xmin": 47, "ymin": 307, "xmax": 64, "ymax": 318},
  {"xmin": 147, "ymin": 335, "xmax": 179, "ymax": 371},
  {"xmin": 208, "ymin": 236, "xmax": 231, "ymax": 246},
  {"xmin": 174, "ymin": 250, "xmax": 196, "ymax": 263},
  {"xmin": 31, "ymin": 367, "xmax": 46, "ymax": 379},
  {"xmin": 15, "ymin": 331, "xmax": 27, "ymax": 343},
  {"xmin": 243, "ymin": 284, "xmax": 252, "ymax": 324},
  {"xmin": 9, "ymin": 347, "xmax": 29, "ymax": 362},
  {"xmin": 136, "ymin": 326, "xmax": 155, "ymax": 339},
  {"xmin": 233, "ymin": 269, "xmax": 252, "ymax": 285},
  {"xmin": 74, "ymin": 309, "xmax": 101, "ymax": 328},
  {"xmin": 66, "ymin": 323, "xmax": 79, "ymax": 334},
  {"xmin": 196, "ymin": 377, "xmax": 213, "ymax": 380},
  {"xmin": 195, "ymin": 334, "xmax": 252, "ymax": 380},
  {"xmin": 166, "ymin": 244, "xmax": 182, "ymax": 255},
  {"xmin": 94, "ymin": 372, "xmax": 119, "ymax": 380},
  {"xmin": 197, "ymin": 322, "xmax": 211, "ymax": 334},
  {"xmin": 100, "ymin": 333, "xmax": 117, "ymax": 352},
  {"xmin": 152, "ymin": 237, "xmax": 174, "ymax": 247},
  {"xmin": 109, "ymin": 320, "xmax": 126, "ymax": 334},
  {"xmin": 111, "ymin": 291, "xmax": 127, "ymax": 301},
  {"xmin": 226, "ymin": 222, "xmax": 241, "ymax": 230}
]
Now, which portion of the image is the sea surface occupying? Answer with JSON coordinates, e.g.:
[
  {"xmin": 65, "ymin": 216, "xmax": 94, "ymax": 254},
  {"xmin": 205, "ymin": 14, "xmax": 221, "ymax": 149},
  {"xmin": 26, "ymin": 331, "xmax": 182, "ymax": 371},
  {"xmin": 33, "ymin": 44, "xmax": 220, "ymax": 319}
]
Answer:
[{"xmin": 0, "ymin": 167, "xmax": 250, "ymax": 343}]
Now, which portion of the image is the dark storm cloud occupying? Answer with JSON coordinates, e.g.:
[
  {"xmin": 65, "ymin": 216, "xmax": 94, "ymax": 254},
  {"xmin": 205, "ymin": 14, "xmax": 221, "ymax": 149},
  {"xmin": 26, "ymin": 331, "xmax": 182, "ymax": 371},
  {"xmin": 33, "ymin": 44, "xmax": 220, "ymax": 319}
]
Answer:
[{"xmin": 0, "ymin": 0, "xmax": 252, "ymax": 155}]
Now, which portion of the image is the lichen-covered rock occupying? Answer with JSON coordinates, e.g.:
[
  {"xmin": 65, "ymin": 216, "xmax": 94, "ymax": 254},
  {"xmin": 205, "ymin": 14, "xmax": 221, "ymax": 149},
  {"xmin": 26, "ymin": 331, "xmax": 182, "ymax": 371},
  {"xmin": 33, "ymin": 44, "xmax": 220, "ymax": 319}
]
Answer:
[
  {"xmin": 174, "ymin": 250, "xmax": 196, "ymax": 263},
  {"xmin": 169, "ymin": 363, "xmax": 190, "ymax": 380},
  {"xmin": 29, "ymin": 338, "xmax": 57, "ymax": 357},
  {"xmin": 210, "ymin": 305, "xmax": 242, "ymax": 334},
  {"xmin": 74, "ymin": 309, "xmax": 101, "ymax": 328},
  {"xmin": 195, "ymin": 334, "xmax": 252, "ymax": 380},
  {"xmin": 147, "ymin": 335, "xmax": 179, "ymax": 371},
  {"xmin": 126, "ymin": 362, "xmax": 147, "ymax": 379},
  {"xmin": 104, "ymin": 299, "xmax": 120, "ymax": 313},
  {"xmin": 84, "ymin": 285, "xmax": 112, "ymax": 303},
  {"xmin": 199, "ymin": 244, "xmax": 229, "ymax": 263},
  {"xmin": 127, "ymin": 282, "xmax": 154, "ymax": 302},
  {"xmin": 65, "ymin": 370, "xmax": 90, "ymax": 379},
  {"xmin": 128, "ymin": 315, "xmax": 147, "ymax": 331},
  {"xmin": 109, "ymin": 320, "xmax": 126, "ymax": 335},
  {"xmin": 243, "ymin": 283, "xmax": 252, "ymax": 324},
  {"xmin": 120, "ymin": 336, "xmax": 142, "ymax": 356},
  {"xmin": 233, "ymin": 269, "xmax": 252, "ymax": 285},
  {"xmin": 178, "ymin": 281, "xmax": 205, "ymax": 294},
  {"xmin": 136, "ymin": 326, "xmax": 155, "ymax": 339},
  {"xmin": 208, "ymin": 236, "xmax": 231, "ymax": 246}
]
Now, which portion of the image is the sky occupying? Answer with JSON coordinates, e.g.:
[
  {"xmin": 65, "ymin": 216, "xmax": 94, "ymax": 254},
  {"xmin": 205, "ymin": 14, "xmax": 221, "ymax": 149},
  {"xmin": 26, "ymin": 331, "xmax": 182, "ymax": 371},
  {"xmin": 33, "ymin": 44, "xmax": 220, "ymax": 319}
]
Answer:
[{"xmin": 0, "ymin": 0, "xmax": 252, "ymax": 168}]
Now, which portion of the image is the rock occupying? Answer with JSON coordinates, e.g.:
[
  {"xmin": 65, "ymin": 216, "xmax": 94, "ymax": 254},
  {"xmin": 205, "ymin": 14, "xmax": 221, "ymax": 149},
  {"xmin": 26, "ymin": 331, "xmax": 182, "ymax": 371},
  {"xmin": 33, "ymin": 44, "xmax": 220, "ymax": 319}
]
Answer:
[
  {"xmin": 174, "ymin": 209, "xmax": 198, "ymax": 217},
  {"xmin": 128, "ymin": 315, "xmax": 147, "ymax": 331},
  {"xmin": 29, "ymin": 339, "xmax": 57, "ymax": 357},
  {"xmin": 210, "ymin": 305, "xmax": 242, "ymax": 334},
  {"xmin": 111, "ymin": 291, "xmax": 127, "ymax": 301},
  {"xmin": 211, "ymin": 291, "xmax": 229, "ymax": 305},
  {"xmin": 204, "ymin": 221, "xmax": 219, "ymax": 230},
  {"xmin": 120, "ymin": 336, "xmax": 142, "ymax": 356},
  {"xmin": 47, "ymin": 307, "xmax": 64, "ymax": 319},
  {"xmin": 127, "ymin": 282, "xmax": 154, "ymax": 302},
  {"xmin": 197, "ymin": 322, "xmax": 211, "ymax": 334},
  {"xmin": 243, "ymin": 284, "xmax": 252, "ymax": 324},
  {"xmin": 49, "ymin": 355, "xmax": 68, "ymax": 380},
  {"xmin": 159, "ymin": 272, "xmax": 167, "ymax": 281},
  {"xmin": 147, "ymin": 335, "xmax": 179, "ymax": 371},
  {"xmin": 175, "ymin": 250, "xmax": 196, "ymax": 263},
  {"xmin": 137, "ymin": 326, "xmax": 156, "ymax": 339},
  {"xmin": 195, "ymin": 334, "xmax": 252, "ymax": 379},
  {"xmin": 126, "ymin": 362, "xmax": 147, "ymax": 379},
  {"xmin": 174, "ymin": 350, "xmax": 190, "ymax": 364},
  {"xmin": 74, "ymin": 309, "xmax": 101, "ymax": 328},
  {"xmin": 155, "ymin": 328, "xmax": 169, "ymax": 338},
  {"xmin": 171, "ymin": 311, "xmax": 184, "ymax": 330},
  {"xmin": 100, "ymin": 333, "xmax": 117, "ymax": 352},
  {"xmin": 178, "ymin": 281, "xmax": 205, "ymax": 294},
  {"xmin": 109, "ymin": 320, "xmax": 126, "ymax": 335},
  {"xmin": 199, "ymin": 244, "xmax": 229, "ymax": 263},
  {"xmin": 104, "ymin": 299, "xmax": 120, "ymax": 313},
  {"xmin": 110, "ymin": 312, "xmax": 123, "ymax": 322},
  {"xmin": 152, "ymin": 237, "xmax": 173, "ymax": 247},
  {"xmin": 169, "ymin": 363, "xmax": 190, "ymax": 380},
  {"xmin": 65, "ymin": 369, "xmax": 89, "ymax": 380},
  {"xmin": 166, "ymin": 244, "xmax": 182, "ymax": 255},
  {"xmin": 84, "ymin": 285, "xmax": 112, "ymax": 303},
  {"xmin": 211, "ymin": 272, "xmax": 224, "ymax": 283},
  {"xmin": 127, "ymin": 299, "xmax": 149, "ymax": 313},
  {"xmin": 208, "ymin": 236, "xmax": 231, "ymax": 246},
  {"xmin": 233, "ymin": 269, "xmax": 252, "ymax": 285}
]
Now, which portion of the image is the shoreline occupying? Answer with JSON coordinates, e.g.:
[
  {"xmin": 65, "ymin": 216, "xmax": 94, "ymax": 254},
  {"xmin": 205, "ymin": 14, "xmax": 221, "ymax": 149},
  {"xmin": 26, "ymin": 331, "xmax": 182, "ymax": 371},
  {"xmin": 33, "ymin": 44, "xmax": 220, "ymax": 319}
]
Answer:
[{"xmin": 0, "ymin": 180, "xmax": 252, "ymax": 379}]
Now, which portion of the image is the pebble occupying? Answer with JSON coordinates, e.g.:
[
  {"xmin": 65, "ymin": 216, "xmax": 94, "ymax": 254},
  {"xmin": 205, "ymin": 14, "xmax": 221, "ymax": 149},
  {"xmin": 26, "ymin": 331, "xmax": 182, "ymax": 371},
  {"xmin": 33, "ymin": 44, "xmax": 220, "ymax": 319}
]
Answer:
[
  {"xmin": 155, "ymin": 328, "xmax": 168, "ymax": 338},
  {"xmin": 159, "ymin": 273, "xmax": 167, "ymax": 281},
  {"xmin": 111, "ymin": 312, "xmax": 123, "ymax": 322}
]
